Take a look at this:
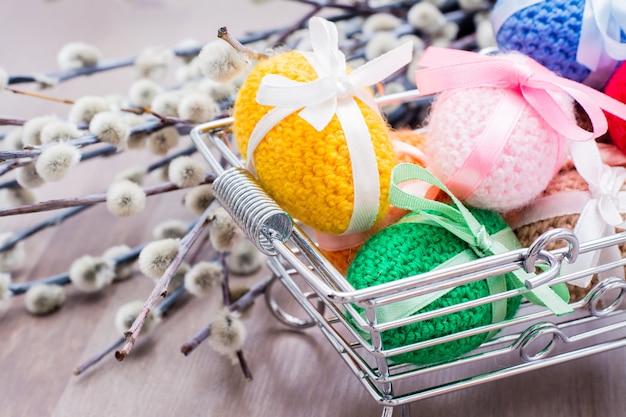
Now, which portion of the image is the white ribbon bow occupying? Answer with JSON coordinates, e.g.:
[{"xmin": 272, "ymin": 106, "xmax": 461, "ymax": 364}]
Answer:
[
  {"xmin": 246, "ymin": 16, "xmax": 413, "ymax": 234},
  {"xmin": 562, "ymin": 140, "xmax": 626, "ymax": 287},
  {"xmin": 579, "ymin": 0, "xmax": 626, "ymax": 71},
  {"xmin": 491, "ymin": 0, "xmax": 626, "ymax": 87}
]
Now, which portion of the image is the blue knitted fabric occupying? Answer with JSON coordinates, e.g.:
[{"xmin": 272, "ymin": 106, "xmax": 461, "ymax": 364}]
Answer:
[{"xmin": 494, "ymin": 0, "xmax": 626, "ymax": 84}]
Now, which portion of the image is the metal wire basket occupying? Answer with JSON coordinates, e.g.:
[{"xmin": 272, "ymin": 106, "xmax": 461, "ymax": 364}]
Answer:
[{"xmin": 190, "ymin": 93, "xmax": 626, "ymax": 417}]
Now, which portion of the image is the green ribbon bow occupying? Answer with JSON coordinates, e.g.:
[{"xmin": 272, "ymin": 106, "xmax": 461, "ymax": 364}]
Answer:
[{"xmin": 381, "ymin": 163, "xmax": 573, "ymax": 324}]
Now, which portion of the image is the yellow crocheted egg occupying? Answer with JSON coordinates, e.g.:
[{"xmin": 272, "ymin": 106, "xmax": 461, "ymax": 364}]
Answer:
[{"xmin": 233, "ymin": 51, "xmax": 395, "ymax": 234}]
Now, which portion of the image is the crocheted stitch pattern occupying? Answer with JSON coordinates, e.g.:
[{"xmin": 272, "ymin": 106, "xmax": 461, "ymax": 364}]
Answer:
[
  {"xmin": 425, "ymin": 85, "xmax": 573, "ymax": 212},
  {"xmin": 346, "ymin": 208, "xmax": 521, "ymax": 365},
  {"xmin": 233, "ymin": 51, "xmax": 395, "ymax": 234},
  {"xmin": 510, "ymin": 161, "xmax": 626, "ymax": 301},
  {"xmin": 494, "ymin": 0, "xmax": 589, "ymax": 83}
]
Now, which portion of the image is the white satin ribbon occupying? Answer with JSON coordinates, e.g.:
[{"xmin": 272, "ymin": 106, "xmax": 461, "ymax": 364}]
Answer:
[
  {"xmin": 491, "ymin": 0, "xmax": 624, "ymax": 87},
  {"xmin": 562, "ymin": 140, "xmax": 626, "ymax": 287},
  {"xmin": 246, "ymin": 17, "xmax": 413, "ymax": 234},
  {"xmin": 578, "ymin": 0, "xmax": 626, "ymax": 71}
]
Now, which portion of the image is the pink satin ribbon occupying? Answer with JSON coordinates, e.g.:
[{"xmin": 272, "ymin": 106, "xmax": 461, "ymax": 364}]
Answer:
[{"xmin": 414, "ymin": 47, "xmax": 626, "ymax": 201}]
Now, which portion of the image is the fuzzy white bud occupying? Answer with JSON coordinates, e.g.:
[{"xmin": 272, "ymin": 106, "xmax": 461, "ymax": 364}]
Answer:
[
  {"xmin": 209, "ymin": 309, "xmax": 246, "ymax": 360},
  {"xmin": 123, "ymin": 113, "xmax": 149, "ymax": 149},
  {"xmin": 196, "ymin": 79, "xmax": 236, "ymax": 102},
  {"xmin": 175, "ymin": 57, "xmax": 203, "ymax": 83},
  {"xmin": 177, "ymin": 93, "xmax": 218, "ymax": 124},
  {"xmin": 407, "ymin": 2, "xmax": 447, "ymax": 34},
  {"xmin": 147, "ymin": 126, "xmax": 179, "ymax": 155},
  {"xmin": 128, "ymin": 78, "xmax": 162, "ymax": 108},
  {"xmin": 184, "ymin": 184, "xmax": 215, "ymax": 215},
  {"xmin": 362, "ymin": 13, "xmax": 402, "ymax": 34},
  {"xmin": 198, "ymin": 40, "xmax": 248, "ymax": 83},
  {"xmin": 150, "ymin": 91, "xmax": 182, "ymax": 118},
  {"xmin": 135, "ymin": 46, "xmax": 174, "ymax": 80},
  {"xmin": 476, "ymin": 17, "xmax": 497, "ymax": 49},
  {"xmin": 208, "ymin": 207, "xmax": 243, "ymax": 252},
  {"xmin": 89, "ymin": 111, "xmax": 129, "ymax": 146},
  {"xmin": 35, "ymin": 142, "xmax": 81, "ymax": 182},
  {"xmin": 69, "ymin": 255, "xmax": 115, "ymax": 293},
  {"xmin": 16, "ymin": 163, "xmax": 45, "ymax": 189},
  {"xmin": 106, "ymin": 179, "xmax": 146, "ymax": 217},
  {"xmin": 69, "ymin": 96, "xmax": 110, "ymax": 123},
  {"xmin": 138, "ymin": 238, "xmax": 180, "ymax": 280},
  {"xmin": 115, "ymin": 300, "xmax": 156, "ymax": 334},
  {"xmin": 168, "ymin": 156, "xmax": 205, "ymax": 188},
  {"xmin": 225, "ymin": 239, "xmax": 266, "ymax": 276},
  {"xmin": 365, "ymin": 31, "xmax": 401, "ymax": 60},
  {"xmin": 184, "ymin": 261, "xmax": 222, "ymax": 297},
  {"xmin": 57, "ymin": 42, "xmax": 102, "ymax": 71},
  {"xmin": 40, "ymin": 121, "xmax": 82, "ymax": 144},
  {"xmin": 460, "ymin": 0, "xmax": 485, "ymax": 11},
  {"xmin": 0, "ymin": 187, "xmax": 37, "ymax": 207},
  {"xmin": 153, "ymin": 219, "xmax": 188, "ymax": 240},
  {"xmin": 0, "ymin": 233, "xmax": 25, "ymax": 272},
  {"xmin": 102, "ymin": 244, "xmax": 134, "ymax": 282},
  {"xmin": 24, "ymin": 283, "xmax": 65, "ymax": 315},
  {"xmin": 22, "ymin": 115, "xmax": 59, "ymax": 146},
  {"xmin": 4, "ymin": 127, "xmax": 23, "ymax": 150}
]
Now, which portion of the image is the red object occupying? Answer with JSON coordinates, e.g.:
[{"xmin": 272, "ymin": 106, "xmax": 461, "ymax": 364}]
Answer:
[{"xmin": 604, "ymin": 63, "xmax": 626, "ymax": 154}]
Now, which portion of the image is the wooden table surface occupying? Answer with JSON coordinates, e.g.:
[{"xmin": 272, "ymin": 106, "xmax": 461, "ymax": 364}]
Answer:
[{"xmin": 1, "ymin": 1, "xmax": 626, "ymax": 416}]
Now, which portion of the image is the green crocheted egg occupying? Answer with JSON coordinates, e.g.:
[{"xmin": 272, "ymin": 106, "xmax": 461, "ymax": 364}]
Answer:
[{"xmin": 346, "ymin": 208, "xmax": 522, "ymax": 365}]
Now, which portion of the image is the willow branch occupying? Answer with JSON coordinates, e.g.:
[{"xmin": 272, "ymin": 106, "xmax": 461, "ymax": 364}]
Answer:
[
  {"xmin": 8, "ymin": 243, "xmax": 145, "ymax": 296},
  {"xmin": 0, "ymin": 174, "xmax": 215, "ymax": 217},
  {"xmin": 7, "ymin": 45, "xmax": 202, "ymax": 87},
  {"xmin": 180, "ymin": 276, "xmax": 272, "ymax": 356},
  {"xmin": 74, "ymin": 284, "xmax": 187, "ymax": 376},
  {"xmin": 115, "ymin": 205, "xmax": 215, "ymax": 361},
  {"xmin": 180, "ymin": 324, "xmax": 212, "ymax": 356},
  {"xmin": 0, "ymin": 116, "xmax": 28, "ymax": 127}
]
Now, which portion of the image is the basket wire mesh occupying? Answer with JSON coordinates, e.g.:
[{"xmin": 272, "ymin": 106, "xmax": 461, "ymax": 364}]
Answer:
[{"xmin": 190, "ymin": 91, "xmax": 626, "ymax": 417}]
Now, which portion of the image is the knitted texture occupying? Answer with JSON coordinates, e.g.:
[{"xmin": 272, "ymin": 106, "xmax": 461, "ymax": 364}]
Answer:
[
  {"xmin": 604, "ymin": 63, "xmax": 626, "ymax": 153},
  {"xmin": 346, "ymin": 208, "xmax": 521, "ymax": 365},
  {"xmin": 425, "ymin": 84, "xmax": 574, "ymax": 212},
  {"xmin": 507, "ymin": 161, "xmax": 626, "ymax": 301},
  {"xmin": 493, "ymin": 0, "xmax": 586, "ymax": 83},
  {"xmin": 320, "ymin": 128, "xmax": 426, "ymax": 274},
  {"xmin": 233, "ymin": 51, "xmax": 395, "ymax": 234}
]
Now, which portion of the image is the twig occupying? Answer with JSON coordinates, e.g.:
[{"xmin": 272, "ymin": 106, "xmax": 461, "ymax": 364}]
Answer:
[
  {"xmin": 0, "ymin": 174, "xmax": 216, "ymax": 217},
  {"xmin": 115, "ymin": 204, "xmax": 215, "ymax": 361},
  {"xmin": 271, "ymin": 2, "xmax": 324, "ymax": 47},
  {"xmin": 8, "ymin": 272, "xmax": 70, "ymax": 296},
  {"xmin": 74, "ymin": 284, "xmax": 187, "ymax": 376},
  {"xmin": 73, "ymin": 336, "xmax": 125, "ymax": 376},
  {"xmin": 0, "ymin": 116, "xmax": 28, "ymax": 127},
  {"xmin": 0, "ymin": 205, "xmax": 90, "ymax": 251},
  {"xmin": 219, "ymin": 251, "xmax": 232, "ymax": 307},
  {"xmin": 179, "ymin": 276, "xmax": 272, "ymax": 356},
  {"xmin": 8, "ymin": 242, "xmax": 146, "ymax": 296},
  {"xmin": 217, "ymin": 27, "xmax": 270, "ymax": 60},
  {"xmin": 7, "ymin": 45, "xmax": 203, "ymax": 87},
  {"xmin": 180, "ymin": 324, "xmax": 211, "ymax": 356}
]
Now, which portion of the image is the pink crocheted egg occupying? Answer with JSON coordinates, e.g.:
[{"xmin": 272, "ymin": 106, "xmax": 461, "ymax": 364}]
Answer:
[{"xmin": 424, "ymin": 86, "xmax": 576, "ymax": 212}]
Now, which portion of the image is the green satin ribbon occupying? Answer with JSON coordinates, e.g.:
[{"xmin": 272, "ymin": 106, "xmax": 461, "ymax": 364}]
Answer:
[{"xmin": 385, "ymin": 163, "xmax": 573, "ymax": 319}]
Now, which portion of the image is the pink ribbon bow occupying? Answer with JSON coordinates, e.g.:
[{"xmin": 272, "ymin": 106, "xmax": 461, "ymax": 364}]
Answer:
[{"xmin": 413, "ymin": 47, "xmax": 626, "ymax": 201}]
